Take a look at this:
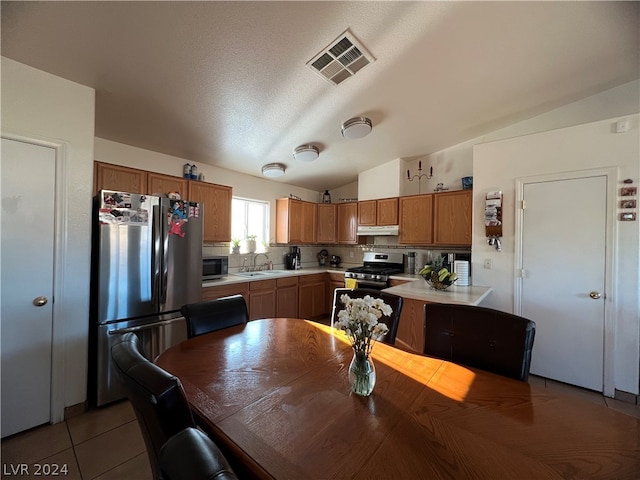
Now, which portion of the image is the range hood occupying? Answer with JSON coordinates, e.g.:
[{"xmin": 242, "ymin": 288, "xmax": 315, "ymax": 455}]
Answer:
[{"xmin": 356, "ymin": 225, "xmax": 399, "ymax": 236}]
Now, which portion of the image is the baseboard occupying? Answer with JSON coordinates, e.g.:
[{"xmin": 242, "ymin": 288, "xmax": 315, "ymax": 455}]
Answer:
[
  {"xmin": 64, "ymin": 401, "xmax": 88, "ymax": 420},
  {"xmin": 614, "ymin": 389, "xmax": 639, "ymax": 405}
]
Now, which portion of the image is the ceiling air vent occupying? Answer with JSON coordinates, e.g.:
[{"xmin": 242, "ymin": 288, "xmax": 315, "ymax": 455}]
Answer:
[{"xmin": 307, "ymin": 30, "xmax": 375, "ymax": 86}]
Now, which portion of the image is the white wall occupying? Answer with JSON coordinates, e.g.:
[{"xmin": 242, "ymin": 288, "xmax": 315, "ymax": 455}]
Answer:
[
  {"xmin": 402, "ymin": 80, "xmax": 640, "ymax": 196},
  {"xmin": 472, "ymin": 115, "xmax": 639, "ymax": 395},
  {"xmin": 1, "ymin": 57, "xmax": 95, "ymax": 409}
]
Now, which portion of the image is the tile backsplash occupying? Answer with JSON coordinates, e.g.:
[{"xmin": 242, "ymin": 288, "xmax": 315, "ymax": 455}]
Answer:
[{"xmin": 203, "ymin": 243, "xmax": 470, "ymax": 274}]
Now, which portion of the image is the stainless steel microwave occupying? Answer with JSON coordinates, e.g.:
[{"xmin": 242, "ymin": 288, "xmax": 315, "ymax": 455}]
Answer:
[{"xmin": 203, "ymin": 256, "xmax": 228, "ymax": 280}]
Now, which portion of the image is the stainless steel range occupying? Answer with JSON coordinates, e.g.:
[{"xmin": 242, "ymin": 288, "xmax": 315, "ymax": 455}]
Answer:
[{"xmin": 345, "ymin": 252, "xmax": 405, "ymax": 289}]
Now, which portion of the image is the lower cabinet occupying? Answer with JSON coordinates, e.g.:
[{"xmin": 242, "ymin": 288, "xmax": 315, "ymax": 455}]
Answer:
[
  {"xmin": 298, "ymin": 274, "xmax": 327, "ymax": 321},
  {"xmin": 249, "ymin": 279, "xmax": 277, "ymax": 320},
  {"xmin": 276, "ymin": 276, "xmax": 299, "ymax": 318},
  {"xmin": 202, "ymin": 283, "xmax": 250, "ymax": 308},
  {"xmin": 395, "ymin": 298, "xmax": 427, "ymax": 352}
]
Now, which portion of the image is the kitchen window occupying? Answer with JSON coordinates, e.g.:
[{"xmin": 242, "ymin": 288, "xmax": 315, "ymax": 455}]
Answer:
[{"xmin": 231, "ymin": 197, "xmax": 269, "ymax": 253}]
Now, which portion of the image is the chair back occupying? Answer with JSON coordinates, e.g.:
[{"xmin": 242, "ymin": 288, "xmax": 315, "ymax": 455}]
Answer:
[
  {"xmin": 159, "ymin": 427, "xmax": 239, "ymax": 480},
  {"xmin": 423, "ymin": 303, "xmax": 536, "ymax": 381},
  {"xmin": 331, "ymin": 288, "xmax": 403, "ymax": 345},
  {"xmin": 180, "ymin": 294, "xmax": 248, "ymax": 338},
  {"xmin": 111, "ymin": 333, "xmax": 195, "ymax": 480}
]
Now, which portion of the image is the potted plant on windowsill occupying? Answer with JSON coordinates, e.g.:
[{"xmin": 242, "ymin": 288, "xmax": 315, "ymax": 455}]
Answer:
[{"xmin": 231, "ymin": 238, "xmax": 241, "ymax": 254}]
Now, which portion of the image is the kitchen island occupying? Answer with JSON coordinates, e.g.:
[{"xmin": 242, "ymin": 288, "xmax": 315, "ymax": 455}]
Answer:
[{"xmin": 384, "ymin": 274, "xmax": 492, "ymax": 306}]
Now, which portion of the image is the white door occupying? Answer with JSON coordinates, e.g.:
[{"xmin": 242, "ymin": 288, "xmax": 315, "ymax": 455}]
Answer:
[
  {"xmin": 1, "ymin": 138, "xmax": 56, "ymax": 437},
  {"xmin": 520, "ymin": 175, "xmax": 606, "ymax": 391}
]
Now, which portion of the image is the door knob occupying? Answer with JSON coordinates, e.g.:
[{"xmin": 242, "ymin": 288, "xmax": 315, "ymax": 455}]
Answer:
[
  {"xmin": 33, "ymin": 296, "xmax": 48, "ymax": 307},
  {"xmin": 589, "ymin": 291, "xmax": 601, "ymax": 300}
]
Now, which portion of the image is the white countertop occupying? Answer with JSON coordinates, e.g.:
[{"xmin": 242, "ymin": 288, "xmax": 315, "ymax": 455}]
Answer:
[
  {"xmin": 204, "ymin": 269, "xmax": 492, "ymax": 306},
  {"xmin": 383, "ymin": 275, "xmax": 492, "ymax": 306},
  {"xmin": 203, "ymin": 267, "xmax": 346, "ymax": 287}
]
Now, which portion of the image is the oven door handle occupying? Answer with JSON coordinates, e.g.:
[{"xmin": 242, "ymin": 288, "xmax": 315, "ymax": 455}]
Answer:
[{"xmin": 349, "ymin": 279, "xmax": 388, "ymax": 290}]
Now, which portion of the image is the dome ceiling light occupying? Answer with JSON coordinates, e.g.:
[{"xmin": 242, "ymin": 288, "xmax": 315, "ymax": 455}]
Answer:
[
  {"xmin": 341, "ymin": 116, "xmax": 372, "ymax": 139},
  {"xmin": 261, "ymin": 163, "xmax": 286, "ymax": 178},
  {"xmin": 293, "ymin": 144, "xmax": 319, "ymax": 162}
]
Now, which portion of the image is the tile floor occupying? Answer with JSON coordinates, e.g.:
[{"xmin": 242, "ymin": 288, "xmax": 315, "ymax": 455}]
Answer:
[{"xmin": 1, "ymin": 376, "xmax": 639, "ymax": 480}]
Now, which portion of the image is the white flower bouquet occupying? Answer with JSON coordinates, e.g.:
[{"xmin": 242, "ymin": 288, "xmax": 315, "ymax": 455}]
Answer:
[{"xmin": 334, "ymin": 294, "xmax": 391, "ymax": 356}]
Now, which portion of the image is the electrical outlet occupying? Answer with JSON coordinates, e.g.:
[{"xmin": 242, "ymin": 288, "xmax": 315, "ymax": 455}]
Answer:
[
  {"xmin": 484, "ymin": 259, "xmax": 492, "ymax": 269},
  {"xmin": 349, "ymin": 251, "xmax": 354, "ymax": 258}
]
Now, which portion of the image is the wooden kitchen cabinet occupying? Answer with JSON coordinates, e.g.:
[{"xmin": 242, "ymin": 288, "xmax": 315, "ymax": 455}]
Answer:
[
  {"xmin": 249, "ymin": 279, "xmax": 277, "ymax": 320},
  {"xmin": 358, "ymin": 197, "xmax": 398, "ymax": 226},
  {"xmin": 202, "ymin": 282, "xmax": 249, "ymax": 305},
  {"xmin": 377, "ymin": 197, "xmax": 399, "ymax": 225},
  {"xmin": 298, "ymin": 273, "xmax": 327, "ymax": 320},
  {"xmin": 276, "ymin": 276, "xmax": 299, "ymax": 318},
  {"xmin": 188, "ymin": 181, "xmax": 232, "ymax": 242},
  {"xmin": 94, "ymin": 161, "xmax": 147, "ymax": 195},
  {"xmin": 399, "ymin": 194, "xmax": 433, "ymax": 245},
  {"xmin": 148, "ymin": 172, "xmax": 188, "ymax": 198},
  {"xmin": 337, "ymin": 202, "xmax": 359, "ymax": 244},
  {"xmin": 395, "ymin": 297, "xmax": 426, "ymax": 352},
  {"xmin": 358, "ymin": 200, "xmax": 377, "ymax": 226},
  {"xmin": 433, "ymin": 189, "xmax": 472, "ymax": 246},
  {"xmin": 316, "ymin": 204, "xmax": 337, "ymax": 243},
  {"xmin": 358, "ymin": 197, "xmax": 399, "ymax": 226},
  {"xmin": 276, "ymin": 198, "xmax": 317, "ymax": 244}
]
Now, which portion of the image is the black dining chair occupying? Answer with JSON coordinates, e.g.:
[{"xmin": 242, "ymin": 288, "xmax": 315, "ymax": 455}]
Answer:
[
  {"xmin": 180, "ymin": 294, "xmax": 248, "ymax": 338},
  {"xmin": 111, "ymin": 332, "xmax": 196, "ymax": 480},
  {"xmin": 159, "ymin": 427, "xmax": 238, "ymax": 480},
  {"xmin": 423, "ymin": 303, "xmax": 536, "ymax": 381},
  {"xmin": 331, "ymin": 288, "xmax": 403, "ymax": 345}
]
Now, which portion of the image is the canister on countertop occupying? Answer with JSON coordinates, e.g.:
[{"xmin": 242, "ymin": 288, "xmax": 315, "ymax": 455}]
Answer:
[{"xmin": 407, "ymin": 252, "xmax": 415, "ymax": 274}]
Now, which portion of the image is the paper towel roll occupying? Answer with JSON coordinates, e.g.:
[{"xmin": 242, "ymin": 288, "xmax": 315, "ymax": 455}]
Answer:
[{"xmin": 453, "ymin": 260, "xmax": 470, "ymax": 286}]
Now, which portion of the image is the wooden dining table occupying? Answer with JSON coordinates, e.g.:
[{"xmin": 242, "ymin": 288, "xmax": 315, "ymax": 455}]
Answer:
[{"xmin": 155, "ymin": 318, "xmax": 639, "ymax": 479}]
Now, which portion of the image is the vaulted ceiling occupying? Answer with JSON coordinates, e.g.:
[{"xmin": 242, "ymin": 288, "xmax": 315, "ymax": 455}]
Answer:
[{"xmin": 2, "ymin": 1, "xmax": 638, "ymax": 191}]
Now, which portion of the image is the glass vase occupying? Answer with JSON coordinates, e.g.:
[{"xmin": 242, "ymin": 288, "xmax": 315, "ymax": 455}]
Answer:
[{"xmin": 348, "ymin": 350, "xmax": 376, "ymax": 396}]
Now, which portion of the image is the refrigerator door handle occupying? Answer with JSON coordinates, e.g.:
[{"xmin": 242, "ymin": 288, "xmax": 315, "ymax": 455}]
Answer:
[
  {"xmin": 108, "ymin": 317, "xmax": 185, "ymax": 335},
  {"xmin": 160, "ymin": 202, "xmax": 169, "ymax": 305},
  {"xmin": 151, "ymin": 204, "xmax": 162, "ymax": 306}
]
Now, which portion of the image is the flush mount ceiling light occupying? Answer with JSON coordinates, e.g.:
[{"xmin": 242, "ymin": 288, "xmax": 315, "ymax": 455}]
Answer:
[
  {"xmin": 261, "ymin": 163, "xmax": 286, "ymax": 178},
  {"xmin": 293, "ymin": 144, "xmax": 319, "ymax": 162},
  {"xmin": 341, "ymin": 116, "xmax": 372, "ymax": 139}
]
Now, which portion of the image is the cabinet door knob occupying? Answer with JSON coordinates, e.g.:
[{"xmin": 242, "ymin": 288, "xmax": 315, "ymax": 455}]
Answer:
[{"xmin": 589, "ymin": 291, "xmax": 601, "ymax": 300}]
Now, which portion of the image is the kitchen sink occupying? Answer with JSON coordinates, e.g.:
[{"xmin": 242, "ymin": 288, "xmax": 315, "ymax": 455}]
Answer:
[{"xmin": 233, "ymin": 270, "xmax": 289, "ymax": 278}]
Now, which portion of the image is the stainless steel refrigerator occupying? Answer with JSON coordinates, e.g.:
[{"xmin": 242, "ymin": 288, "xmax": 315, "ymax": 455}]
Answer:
[{"xmin": 89, "ymin": 190, "xmax": 203, "ymax": 406}]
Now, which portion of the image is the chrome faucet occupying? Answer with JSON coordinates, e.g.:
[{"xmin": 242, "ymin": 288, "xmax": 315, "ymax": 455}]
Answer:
[
  {"xmin": 240, "ymin": 257, "xmax": 249, "ymax": 272},
  {"xmin": 253, "ymin": 253, "xmax": 269, "ymax": 271}
]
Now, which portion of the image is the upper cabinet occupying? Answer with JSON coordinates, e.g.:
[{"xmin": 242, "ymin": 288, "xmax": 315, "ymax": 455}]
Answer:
[
  {"xmin": 358, "ymin": 197, "xmax": 398, "ymax": 226},
  {"xmin": 95, "ymin": 162, "xmax": 233, "ymax": 244},
  {"xmin": 399, "ymin": 190, "xmax": 472, "ymax": 246},
  {"xmin": 148, "ymin": 172, "xmax": 189, "ymax": 199},
  {"xmin": 337, "ymin": 202, "xmax": 358, "ymax": 244},
  {"xmin": 276, "ymin": 198, "xmax": 317, "ymax": 244},
  {"xmin": 399, "ymin": 194, "xmax": 433, "ymax": 245},
  {"xmin": 94, "ymin": 162, "xmax": 147, "ymax": 195},
  {"xmin": 188, "ymin": 181, "xmax": 232, "ymax": 243},
  {"xmin": 433, "ymin": 189, "xmax": 472, "ymax": 245},
  {"xmin": 357, "ymin": 200, "xmax": 377, "ymax": 225},
  {"xmin": 316, "ymin": 203, "xmax": 337, "ymax": 243}
]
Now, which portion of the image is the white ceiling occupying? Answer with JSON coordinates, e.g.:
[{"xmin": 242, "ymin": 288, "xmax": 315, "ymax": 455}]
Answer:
[{"xmin": 2, "ymin": 1, "xmax": 638, "ymax": 191}]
